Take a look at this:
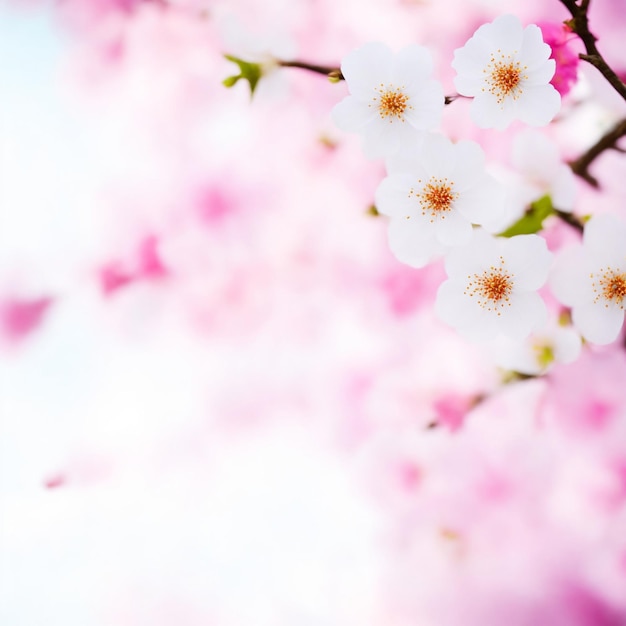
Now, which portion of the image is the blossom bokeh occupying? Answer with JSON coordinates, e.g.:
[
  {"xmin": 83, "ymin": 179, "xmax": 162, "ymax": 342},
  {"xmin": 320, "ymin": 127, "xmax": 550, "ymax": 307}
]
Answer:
[{"xmin": 2, "ymin": 0, "xmax": 626, "ymax": 625}]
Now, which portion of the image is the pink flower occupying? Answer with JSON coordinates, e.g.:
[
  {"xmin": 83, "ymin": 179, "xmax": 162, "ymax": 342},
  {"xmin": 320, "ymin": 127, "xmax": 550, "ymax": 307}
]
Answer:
[
  {"xmin": 538, "ymin": 22, "xmax": 580, "ymax": 97},
  {"xmin": 0, "ymin": 296, "xmax": 53, "ymax": 343}
]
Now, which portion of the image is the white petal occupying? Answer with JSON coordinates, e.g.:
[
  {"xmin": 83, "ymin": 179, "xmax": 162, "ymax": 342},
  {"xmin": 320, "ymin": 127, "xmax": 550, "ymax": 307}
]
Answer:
[
  {"xmin": 512, "ymin": 129, "xmax": 559, "ymax": 178},
  {"xmin": 332, "ymin": 97, "xmax": 376, "ymax": 132},
  {"xmin": 362, "ymin": 118, "xmax": 419, "ymax": 159},
  {"xmin": 387, "ymin": 217, "xmax": 443, "ymax": 268},
  {"xmin": 520, "ymin": 25, "xmax": 553, "ymax": 70},
  {"xmin": 449, "ymin": 141, "xmax": 485, "ymax": 187},
  {"xmin": 518, "ymin": 85, "xmax": 561, "ymax": 127},
  {"xmin": 444, "ymin": 229, "xmax": 500, "ymax": 279},
  {"xmin": 392, "ymin": 45, "xmax": 433, "ymax": 90},
  {"xmin": 503, "ymin": 234, "xmax": 552, "ymax": 290},
  {"xmin": 484, "ymin": 14, "xmax": 524, "ymax": 52},
  {"xmin": 435, "ymin": 279, "xmax": 496, "ymax": 341},
  {"xmin": 550, "ymin": 246, "xmax": 592, "ymax": 307},
  {"xmin": 550, "ymin": 166, "xmax": 577, "ymax": 212},
  {"xmin": 403, "ymin": 80, "xmax": 444, "ymax": 131},
  {"xmin": 583, "ymin": 214, "xmax": 626, "ymax": 266},
  {"xmin": 552, "ymin": 326, "xmax": 582, "ymax": 364},
  {"xmin": 497, "ymin": 290, "xmax": 547, "ymax": 340},
  {"xmin": 470, "ymin": 94, "xmax": 516, "ymax": 130},
  {"xmin": 415, "ymin": 133, "xmax": 454, "ymax": 178},
  {"xmin": 572, "ymin": 301, "xmax": 625, "ymax": 345},
  {"xmin": 375, "ymin": 174, "xmax": 416, "ymax": 217},
  {"xmin": 384, "ymin": 139, "xmax": 427, "ymax": 174},
  {"xmin": 455, "ymin": 175, "xmax": 505, "ymax": 225},
  {"xmin": 524, "ymin": 58, "xmax": 556, "ymax": 86},
  {"xmin": 435, "ymin": 210, "xmax": 473, "ymax": 246},
  {"xmin": 341, "ymin": 42, "xmax": 392, "ymax": 99}
]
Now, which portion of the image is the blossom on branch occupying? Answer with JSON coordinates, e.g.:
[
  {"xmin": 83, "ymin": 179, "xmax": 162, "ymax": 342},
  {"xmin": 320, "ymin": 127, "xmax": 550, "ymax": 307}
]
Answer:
[
  {"xmin": 375, "ymin": 133, "xmax": 505, "ymax": 249},
  {"xmin": 551, "ymin": 214, "xmax": 626, "ymax": 345},
  {"xmin": 452, "ymin": 14, "xmax": 561, "ymax": 130},
  {"xmin": 490, "ymin": 321, "xmax": 582, "ymax": 375},
  {"xmin": 510, "ymin": 129, "xmax": 576, "ymax": 212},
  {"xmin": 435, "ymin": 229, "xmax": 552, "ymax": 341},
  {"xmin": 332, "ymin": 42, "xmax": 444, "ymax": 159}
]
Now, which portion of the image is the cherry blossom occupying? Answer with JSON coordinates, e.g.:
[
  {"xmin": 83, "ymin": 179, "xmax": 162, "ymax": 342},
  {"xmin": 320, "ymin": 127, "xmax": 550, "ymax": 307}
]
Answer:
[
  {"xmin": 538, "ymin": 21, "xmax": 580, "ymax": 97},
  {"xmin": 332, "ymin": 42, "xmax": 444, "ymax": 158},
  {"xmin": 551, "ymin": 214, "xmax": 626, "ymax": 345},
  {"xmin": 375, "ymin": 133, "xmax": 505, "ymax": 249},
  {"xmin": 490, "ymin": 321, "xmax": 582, "ymax": 375},
  {"xmin": 435, "ymin": 229, "xmax": 552, "ymax": 341},
  {"xmin": 511, "ymin": 129, "xmax": 577, "ymax": 212},
  {"xmin": 452, "ymin": 14, "xmax": 561, "ymax": 130}
]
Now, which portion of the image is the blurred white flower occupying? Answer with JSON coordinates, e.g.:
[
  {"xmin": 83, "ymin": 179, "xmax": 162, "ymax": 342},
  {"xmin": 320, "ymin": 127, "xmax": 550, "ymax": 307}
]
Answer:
[
  {"xmin": 511, "ymin": 129, "xmax": 576, "ymax": 212},
  {"xmin": 551, "ymin": 214, "xmax": 626, "ymax": 345},
  {"xmin": 452, "ymin": 14, "xmax": 561, "ymax": 130},
  {"xmin": 491, "ymin": 322, "xmax": 582, "ymax": 375},
  {"xmin": 375, "ymin": 133, "xmax": 505, "ymax": 248},
  {"xmin": 332, "ymin": 42, "xmax": 444, "ymax": 158},
  {"xmin": 435, "ymin": 229, "xmax": 552, "ymax": 341}
]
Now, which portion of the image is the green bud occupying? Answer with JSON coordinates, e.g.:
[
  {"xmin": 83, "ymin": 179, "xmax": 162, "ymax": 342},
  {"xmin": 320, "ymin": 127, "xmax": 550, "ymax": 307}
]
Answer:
[
  {"xmin": 499, "ymin": 195, "xmax": 554, "ymax": 237},
  {"xmin": 223, "ymin": 54, "xmax": 263, "ymax": 97}
]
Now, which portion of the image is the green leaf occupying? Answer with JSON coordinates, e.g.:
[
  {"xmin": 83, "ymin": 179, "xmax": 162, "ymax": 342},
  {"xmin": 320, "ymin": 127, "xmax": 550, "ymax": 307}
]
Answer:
[
  {"xmin": 499, "ymin": 195, "xmax": 554, "ymax": 237},
  {"xmin": 223, "ymin": 54, "xmax": 263, "ymax": 97}
]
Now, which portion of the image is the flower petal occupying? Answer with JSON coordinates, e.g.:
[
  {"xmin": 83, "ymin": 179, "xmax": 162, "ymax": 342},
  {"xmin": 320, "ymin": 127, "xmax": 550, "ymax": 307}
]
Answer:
[
  {"xmin": 375, "ymin": 174, "xmax": 416, "ymax": 217},
  {"xmin": 332, "ymin": 97, "xmax": 377, "ymax": 132},
  {"xmin": 518, "ymin": 85, "xmax": 561, "ymax": 127},
  {"xmin": 387, "ymin": 216, "xmax": 444, "ymax": 268},
  {"xmin": 435, "ymin": 210, "xmax": 473, "ymax": 246},
  {"xmin": 503, "ymin": 234, "xmax": 552, "ymax": 290},
  {"xmin": 341, "ymin": 42, "xmax": 392, "ymax": 99},
  {"xmin": 550, "ymin": 246, "xmax": 592, "ymax": 307},
  {"xmin": 573, "ymin": 301, "xmax": 625, "ymax": 345},
  {"xmin": 497, "ymin": 291, "xmax": 547, "ymax": 340}
]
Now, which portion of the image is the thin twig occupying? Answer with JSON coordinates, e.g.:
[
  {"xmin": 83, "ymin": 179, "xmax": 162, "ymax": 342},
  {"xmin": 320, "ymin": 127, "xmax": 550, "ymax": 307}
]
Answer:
[
  {"xmin": 568, "ymin": 117, "xmax": 626, "ymax": 188},
  {"xmin": 278, "ymin": 59, "xmax": 458, "ymax": 104},
  {"xmin": 278, "ymin": 60, "xmax": 343, "ymax": 79},
  {"xmin": 554, "ymin": 209, "xmax": 585, "ymax": 232},
  {"xmin": 559, "ymin": 0, "xmax": 626, "ymax": 101}
]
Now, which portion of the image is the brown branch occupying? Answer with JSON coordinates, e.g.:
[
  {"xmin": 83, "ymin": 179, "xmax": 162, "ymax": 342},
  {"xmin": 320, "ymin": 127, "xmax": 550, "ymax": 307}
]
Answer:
[
  {"xmin": 554, "ymin": 209, "xmax": 585, "ymax": 232},
  {"xmin": 568, "ymin": 117, "xmax": 626, "ymax": 188},
  {"xmin": 559, "ymin": 0, "xmax": 626, "ymax": 101},
  {"xmin": 277, "ymin": 60, "xmax": 458, "ymax": 104},
  {"xmin": 278, "ymin": 60, "xmax": 343, "ymax": 80}
]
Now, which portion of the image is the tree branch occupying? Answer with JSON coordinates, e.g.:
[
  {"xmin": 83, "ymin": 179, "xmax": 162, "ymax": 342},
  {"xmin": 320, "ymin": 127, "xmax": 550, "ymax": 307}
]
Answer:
[
  {"xmin": 277, "ymin": 60, "xmax": 458, "ymax": 104},
  {"xmin": 569, "ymin": 117, "xmax": 626, "ymax": 188},
  {"xmin": 559, "ymin": 0, "xmax": 626, "ymax": 101}
]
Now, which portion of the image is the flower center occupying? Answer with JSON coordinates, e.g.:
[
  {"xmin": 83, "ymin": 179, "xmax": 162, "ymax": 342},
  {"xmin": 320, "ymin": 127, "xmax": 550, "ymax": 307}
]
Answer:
[
  {"xmin": 592, "ymin": 267, "xmax": 626, "ymax": 308},
  {"xmin": 372, "ymin": 84, "xmax": 412, "ymax": 121},
  {"xmin": 409, "ymin": 177, "xmax": 459, "ymax": 222},
  {"xmin": 532, "ymin": 341, "xmax": 555, "ymax": 370},
  {"xmin": 483, "ymin": 51, "xmax": 527, "ymax": 104},
  {"xmin": 465, "ymin": 257, "xmax": 514, "ymax": 314}
]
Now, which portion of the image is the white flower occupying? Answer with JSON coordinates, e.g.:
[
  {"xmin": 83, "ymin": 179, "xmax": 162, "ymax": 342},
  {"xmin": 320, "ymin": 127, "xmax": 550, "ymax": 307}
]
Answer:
[
  {"xmin": 551, "ymin": 214, "xmax": 626, "ymax": 345},
  {"xmin": 375, "ymin": 133, "xmax": 505, "ymax": 251},
  {"xmin": 435, "ymin": 229, "xmax": 552, "ymax": 341},
  {"xmin": 452, "ymin": 14, "xmax": 561, "ymax": 130},
  {"xmin": 332, "ymin": 42, "xmax": 444, "ymax": 159},
  {"xmin": 385, "ymin": 216, "xmax": 448, "ymax": 268},
  {"xmin": 490, "ymin": 322, "xmax": 582, "ymax": 375},
  {"xmin": 511, "ymin": 129, "xmax": 576, "ymax": 212}
]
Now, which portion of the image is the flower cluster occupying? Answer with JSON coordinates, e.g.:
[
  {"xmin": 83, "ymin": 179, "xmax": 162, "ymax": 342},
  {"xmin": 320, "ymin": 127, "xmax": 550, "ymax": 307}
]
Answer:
[{"xmin": 333, "ymin": 13, "xmax": 626, "ymax": 361}]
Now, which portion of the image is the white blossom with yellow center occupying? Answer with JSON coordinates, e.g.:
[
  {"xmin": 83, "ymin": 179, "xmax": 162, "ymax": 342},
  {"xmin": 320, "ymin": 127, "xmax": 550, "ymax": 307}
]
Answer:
[
  {"xmin": 435, "ymin": 229, "xmax": 552, "ymax": 341},
  {"xmin": 332, "ymin": 42, "xmax": 444, "ymax": 159},
  {"xmin": 490, "ymin": 322, "xmax": 582, "ymax": 375},
  {"xmin": 551, "ymin": 214, "xmax": 626, "ymax": 345},
  {"xmin": 452, "ymin": 14, "xmax": 561, "ymax": 130},
  {"xmin": 375, "ymin": 133, "xmax": 504, "ymax": 263}
]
